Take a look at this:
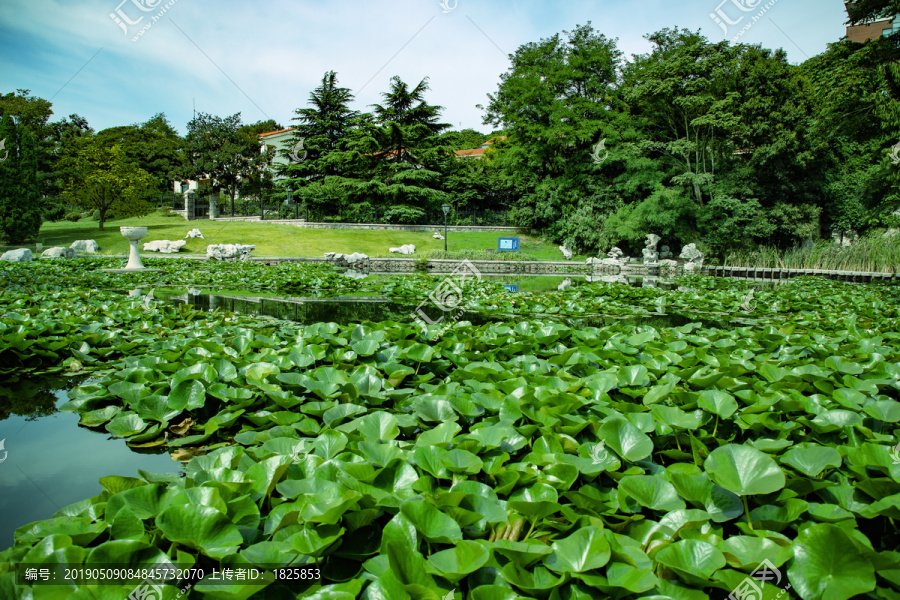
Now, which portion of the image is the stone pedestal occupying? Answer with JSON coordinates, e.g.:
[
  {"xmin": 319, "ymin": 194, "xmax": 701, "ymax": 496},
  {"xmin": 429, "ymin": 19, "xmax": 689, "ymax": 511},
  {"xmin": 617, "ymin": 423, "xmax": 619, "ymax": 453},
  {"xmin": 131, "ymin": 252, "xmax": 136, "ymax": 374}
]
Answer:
[{"xmin": 120, "ymin": 227, "xmax": 148, "ymax": 270}]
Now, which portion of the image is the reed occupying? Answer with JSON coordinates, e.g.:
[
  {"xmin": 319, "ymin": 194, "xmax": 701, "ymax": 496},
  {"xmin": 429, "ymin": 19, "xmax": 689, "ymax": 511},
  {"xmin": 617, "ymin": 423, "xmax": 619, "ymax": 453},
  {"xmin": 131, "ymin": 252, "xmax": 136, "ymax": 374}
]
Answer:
[{"xmin": 723, "ymin": 234, "xmax": 900, "ymax": 273}]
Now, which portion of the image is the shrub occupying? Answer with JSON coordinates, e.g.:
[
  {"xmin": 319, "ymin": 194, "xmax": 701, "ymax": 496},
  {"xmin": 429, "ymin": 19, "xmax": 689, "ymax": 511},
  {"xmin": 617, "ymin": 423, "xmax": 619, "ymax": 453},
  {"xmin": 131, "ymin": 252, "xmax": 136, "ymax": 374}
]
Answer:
[
  {"xmin": 383, "ymin": 204, "xmax": 426, "ymax": 225},
  {"xmin": 65, "ymin": 212, "xmax": 81, "ymax": 222},
  {"xmin": 42, "ymin": 202, "xmax": 67, "ymax": 223}
]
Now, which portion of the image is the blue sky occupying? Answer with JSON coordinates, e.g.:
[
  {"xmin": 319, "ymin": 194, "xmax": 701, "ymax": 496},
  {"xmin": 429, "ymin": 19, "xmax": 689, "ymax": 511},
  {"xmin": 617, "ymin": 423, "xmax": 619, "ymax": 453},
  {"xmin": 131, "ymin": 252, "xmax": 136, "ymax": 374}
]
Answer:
[{"xmin": 0, "ymin": 0, "xmax": 850, "ymax": 136}]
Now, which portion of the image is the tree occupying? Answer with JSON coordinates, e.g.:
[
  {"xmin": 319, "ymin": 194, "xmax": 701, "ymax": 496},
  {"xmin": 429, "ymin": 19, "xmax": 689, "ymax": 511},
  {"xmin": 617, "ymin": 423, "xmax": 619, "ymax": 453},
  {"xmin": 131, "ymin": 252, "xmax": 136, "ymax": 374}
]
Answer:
[
  {"xmin": 481, "ymin": 22, "xmax": 626, "ymax": 250},
  {"xmin": 94, "ymin": 118, "xmax": 184, "ymax": 195},
  {"xmin": 238, "ymin": 119, "xmax": 285, "ymax": 138},
  {"xmin": 280, "ymin": 71, "xmax": 368, "ymax": 216},
  {"xmin": 0, "ymin": 114, "xmax": 43, "ymax": 244},
  {"xmin": 61, "ymin": 137, "xmax": 154, "ymax": 231},
  {"xmin": 801, "ymin": 38, "xmax": 900, "ymax": 235},
  {"xmin": 436, "ymin": 129, "xmax": 490, "ymax": 151},
  {"xmin": 363, "ymin": 76, "xmax": 452, "ymax": 222},
  {"xmin": 183, "ymin": 112, "xmax": 267, "ymax": 205}
]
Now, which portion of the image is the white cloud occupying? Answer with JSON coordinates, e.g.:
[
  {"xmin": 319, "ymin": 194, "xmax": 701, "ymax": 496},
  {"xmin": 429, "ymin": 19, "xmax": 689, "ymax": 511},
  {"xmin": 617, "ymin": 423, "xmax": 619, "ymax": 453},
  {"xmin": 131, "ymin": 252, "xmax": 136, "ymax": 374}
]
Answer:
[{"xmin": 0, "ymin": 0, "xmax": 850, "ymax": 134}]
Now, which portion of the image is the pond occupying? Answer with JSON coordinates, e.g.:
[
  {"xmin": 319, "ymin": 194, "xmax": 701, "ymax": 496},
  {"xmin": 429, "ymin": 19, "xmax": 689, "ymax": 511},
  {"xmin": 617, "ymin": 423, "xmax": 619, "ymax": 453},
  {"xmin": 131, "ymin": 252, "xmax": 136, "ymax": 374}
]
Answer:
[
  {"xmin": 153, "ymin": 289, "xmax": 737, "ymax": 330},
  {"xmin": 0, "ymin": 379, "xmax": 181, "ymax": 550}
]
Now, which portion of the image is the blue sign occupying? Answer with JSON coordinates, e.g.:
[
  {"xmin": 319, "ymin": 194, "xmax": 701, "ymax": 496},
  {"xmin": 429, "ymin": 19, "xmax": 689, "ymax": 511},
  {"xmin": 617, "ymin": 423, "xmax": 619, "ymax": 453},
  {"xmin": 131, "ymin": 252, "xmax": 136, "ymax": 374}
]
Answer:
[
  {"xmin": 503, "ymin": 284, "xmax": 519, "ymax": 292},
  {"xmin": 498, "ymin": 237, "xmax": 520, "ymax": 252}
]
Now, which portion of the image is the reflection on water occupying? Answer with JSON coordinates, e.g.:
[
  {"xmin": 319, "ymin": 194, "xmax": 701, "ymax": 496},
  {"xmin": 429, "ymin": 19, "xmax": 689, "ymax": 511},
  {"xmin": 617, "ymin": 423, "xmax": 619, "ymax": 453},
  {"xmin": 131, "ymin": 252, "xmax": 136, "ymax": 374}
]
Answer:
[
  {"xmin": 0, "ymin": 384, "xmax": 181, "ymax": 551},
  {"xmin": 160, "ymin": 291, "xmax": 731, "ymax": 330}
]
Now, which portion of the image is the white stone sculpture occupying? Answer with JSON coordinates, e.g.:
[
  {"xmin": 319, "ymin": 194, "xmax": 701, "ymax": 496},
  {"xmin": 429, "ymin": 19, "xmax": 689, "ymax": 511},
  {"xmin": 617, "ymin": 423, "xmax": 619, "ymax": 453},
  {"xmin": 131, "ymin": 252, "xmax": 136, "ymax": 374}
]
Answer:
[
  {"xmin": 433, "ymin": 233, "xmax": 445, "ymax": 240},
  {"xmin": 0, "ymin": 248, "xmax": 33, "ymax": 262},
  {"xmin": 679, "ymin": 244, "xmax": 704, "ymax": 272},
  {"xmin": 70, "ymin": 240, "xmax": 100, "ymax": 254},
  {"xmin": 389, "ymin": 244, "xmax": 416, "ymax": 255},
  {"xmin": 642, "ymin": 234, "xmax": 661, "ymax": 264},
  {"xmin": 41, "ymin": 247, "xmax": 76, "ymax": 259},
  {"xmin": 558, "ymin": 278, "xmax": 572, "ymax": 291},
  {"xmin": 659, "ymin": 245, "xmax": 673, "ymax": 260},
  {"xmin": 559, "ymin": 246, "xmax": 573, "ymax": 260},
  {"xmin": 185, "ymin": 229, "xmax": 204, "ymax": 239},
  {"xmin": 596, "ymin": 247, "xmax": 629, "ymax": 267},
  {"xmin": 120, "ymin": 227, "xmax": 148, "ymax": 270},
  {"xmin": 144, "ymin": 240, "xmax": 187, "ymax": 254},
  {"xmin": 207, "ymin": 244, "xmax": 255, "ymax": 261},
  {"xmin": 324, "ymin": 252, "xmax": 369, "ymax": 267}
]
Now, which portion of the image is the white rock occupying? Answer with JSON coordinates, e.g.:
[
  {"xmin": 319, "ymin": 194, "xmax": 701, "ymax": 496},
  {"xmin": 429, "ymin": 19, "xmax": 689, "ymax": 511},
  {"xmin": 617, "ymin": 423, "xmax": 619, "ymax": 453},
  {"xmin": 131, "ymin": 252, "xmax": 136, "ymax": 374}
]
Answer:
[
  {"xmin": 558, "ymin": 278, "xmax": 572, "ymax": 291},
  {"xmin": 433, "ymin": 233, "xmax": 445, "ymax": 240},
  {"xmin": 144, "ymin": 240, "xmax": 186, "ymax": 254},
  {"xmin": 0, "ymin": 248, "xmax": 33, "ymax": 262},
  {"xmin": 390, "ymin": 245, "xmax": 416, "ymax": 255},
  {"xmin": 659, "ymin": 259, "xmax": 678, "ymax": 267},
  {"xmin": 559, "ymin": 246, "xmax": 573, "ymax": 260},
  {"xmin": 207, "ymin": 244, "xmax": 255, "ymax": 261},
  {"xmin": 70, "ymin": 240, "xmax": 100, "ymax": 253},
  {"xmin": 185, "ymin": 229, "xmax": 204, "ymax": 239},
  {"xmin": 345, "ymin": 252, "xmax": 369, "ymax": 263},
  {"xmin": 41, "ymin": 247, "xmax": 75, "ymax": 259}
]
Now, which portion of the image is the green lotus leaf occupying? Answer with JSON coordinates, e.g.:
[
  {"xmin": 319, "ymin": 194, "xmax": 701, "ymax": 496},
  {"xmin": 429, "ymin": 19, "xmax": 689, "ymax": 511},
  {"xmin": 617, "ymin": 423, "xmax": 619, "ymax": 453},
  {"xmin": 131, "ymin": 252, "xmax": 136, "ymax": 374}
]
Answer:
[
  {"xmin": 789, "ymin": 524, "xmax": 876, "ymax": 600},
  {"xmin": 491, "ymin": 539, "xmax": 553, "ymax": 568},
  {"xmin": 543, "ymin": 526, "xmax": 611, "ymax": 573},
  {"xmin": 155, "ymin": 504, "xmax": 243, "ymax": 559},
  {"xmin": 357, "ymin": 411, "xmax": 400, "ymax": 441},
  {"xmin": 705, "ymin": 444, "xmax": 786, "ymax": 496},
  {"xmin": 717, "ymin": 535, "xmax": 792, "ymax": 570},
  {"xmin": 598, "ymin": 418, "xmax": 654, "ymax": 462},
  {"xmin": 78, "ymin": 405, "xmax": 120, "ymax": 427},
  {"xmin": 105, "ymin": 413, "xmax": 148, "ymax": 438},
  {"xmin": 425, "ymin": 540, "xmax": 491, "ymax": 582},
  {"xmin": 441, "ymin": 449, "xmax": 484, "ymax": 474},
  {"xmin": 655, "ymin": 539, "xmax": 726, "ymax": 586},
  {"xmin": 500, "ymin": 562, "xmax": 564, "ymax": 594},
  {"xmin": 697, "ymin": 390, "xmax": 739, "ymax": 419},
  {"xmin": 508, "ymin": 483, "xmax": 561, "ymax": 522},
  {"xmin": 416, "ymin": 421, "xmax": 462, "ymax": 447},
  {"xmin": 399, "ymin": 497, "xmax": 463, "ymax": 545},
  {"xmin": 781, "ymin": 446, "xmax": 842, "ymax": 477},
  {"xmin": 618, "ymin": 475, "xmax": 687, "ymax": 512},
  {"xmin": 167, "ymin": 378, "xmax": 206, "ymax": 411}
]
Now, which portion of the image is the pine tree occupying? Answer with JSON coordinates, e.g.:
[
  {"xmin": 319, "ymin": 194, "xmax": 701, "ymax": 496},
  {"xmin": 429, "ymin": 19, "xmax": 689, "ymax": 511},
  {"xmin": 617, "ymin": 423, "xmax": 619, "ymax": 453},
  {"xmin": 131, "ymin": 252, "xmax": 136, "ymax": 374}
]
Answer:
[{"xmin": 0, "ymin": 114, "xmax": 43, "ymax": 244}]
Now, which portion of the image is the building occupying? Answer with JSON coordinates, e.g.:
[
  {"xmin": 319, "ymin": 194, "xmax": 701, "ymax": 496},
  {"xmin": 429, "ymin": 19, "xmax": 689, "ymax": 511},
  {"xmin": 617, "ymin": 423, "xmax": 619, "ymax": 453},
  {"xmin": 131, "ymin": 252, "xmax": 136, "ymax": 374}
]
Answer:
[
  {"xmin": 259, "ymin": 128, "xmax": 298, "ymax": 171},
  {"xmin": 845, "ymin": 1, "xmax": 900, "ymax": 42},
  {"xmin": 454, "ymin": 136, "xmax": 507, "ymax": 160}
]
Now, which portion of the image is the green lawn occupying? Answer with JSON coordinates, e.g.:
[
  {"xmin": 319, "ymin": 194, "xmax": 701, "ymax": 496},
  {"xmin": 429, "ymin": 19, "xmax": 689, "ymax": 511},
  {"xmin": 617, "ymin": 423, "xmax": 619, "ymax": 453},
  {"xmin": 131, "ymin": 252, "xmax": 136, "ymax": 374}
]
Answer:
[{"xmin": 15, "ymin": 213, "xmax": 578, "ymax": 260}]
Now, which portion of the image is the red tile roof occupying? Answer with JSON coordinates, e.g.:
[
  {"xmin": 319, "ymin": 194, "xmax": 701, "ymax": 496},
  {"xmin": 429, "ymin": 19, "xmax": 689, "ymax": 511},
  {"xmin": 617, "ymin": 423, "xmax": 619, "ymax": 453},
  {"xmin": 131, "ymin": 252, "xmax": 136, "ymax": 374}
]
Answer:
[{"xmin": 258, "ymin": 128, "xmax": 296, "ymax": 138}]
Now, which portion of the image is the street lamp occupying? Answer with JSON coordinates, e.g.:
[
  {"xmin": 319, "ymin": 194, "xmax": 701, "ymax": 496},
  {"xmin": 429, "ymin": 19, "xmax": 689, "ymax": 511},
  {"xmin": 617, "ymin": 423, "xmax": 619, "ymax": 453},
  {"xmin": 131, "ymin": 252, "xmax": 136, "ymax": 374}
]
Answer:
[{"xmin": 442, "ymin": 204, "xmax": 451, "ymax": 252}]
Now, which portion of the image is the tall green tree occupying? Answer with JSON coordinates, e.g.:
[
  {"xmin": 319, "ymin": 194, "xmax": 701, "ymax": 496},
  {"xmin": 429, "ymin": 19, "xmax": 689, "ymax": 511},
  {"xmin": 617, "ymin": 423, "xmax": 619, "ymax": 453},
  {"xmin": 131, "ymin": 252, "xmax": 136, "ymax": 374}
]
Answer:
[
  {"xmin": 482, "ymin": 22, "xmax": 626, "ymax": 250},
  {"xmin": 802, "ymin": 37, "xmax": 900, "ymax": 235},
  {"xmin": 183, "ymin": 113, "xmax": 267, "ymax": 205},
  {"xmin": 0, "ymin": 113, "xmax": 43, "ymax": 243},
  {"xmin": 94, "ymin": 114, "xmax": 183, "ymax": 194},
  {"xmin": 280, "ymin": 71, "xmax": 369, "ymax": 216},
  {"xmin": 61, "ymin": 138, "xmax": 154, "ymax": 231},
  {"xmin": 363, "ymin": 76, "xmax": 451, "ymax": 222}
]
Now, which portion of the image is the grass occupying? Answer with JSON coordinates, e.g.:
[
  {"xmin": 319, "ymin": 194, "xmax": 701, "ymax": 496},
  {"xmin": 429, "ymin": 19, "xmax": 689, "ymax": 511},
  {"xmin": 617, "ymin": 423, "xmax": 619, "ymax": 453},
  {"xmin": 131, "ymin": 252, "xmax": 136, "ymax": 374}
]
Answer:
[
  {"xmin": 723, "ymin": 234, "xmax": 900, "ymax": 273},
  {"xmin": 11, "ymin": 212, "xmax": 577, "ymax": 260}
]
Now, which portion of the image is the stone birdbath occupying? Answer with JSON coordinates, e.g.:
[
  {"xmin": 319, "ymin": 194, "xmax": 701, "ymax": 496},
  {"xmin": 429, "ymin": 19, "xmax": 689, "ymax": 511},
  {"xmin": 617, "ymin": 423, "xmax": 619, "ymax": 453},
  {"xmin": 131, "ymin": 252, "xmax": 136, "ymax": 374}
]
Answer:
[
  {"xmin": 100, "ymin": 226, "xmax": 161, "ymax": 274},
  {"xmin": 120, "ymin": 226, "xmax": 148, "ymax": 270}
]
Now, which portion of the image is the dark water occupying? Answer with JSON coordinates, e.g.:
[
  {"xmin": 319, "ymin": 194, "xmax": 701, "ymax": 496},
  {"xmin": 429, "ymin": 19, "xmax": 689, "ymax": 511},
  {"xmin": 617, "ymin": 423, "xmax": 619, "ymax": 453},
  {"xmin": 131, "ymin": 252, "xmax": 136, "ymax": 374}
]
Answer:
[
  {"xmin": 0, "ymin": 379, "xmax": 181, "ymax": 551},
  {"xmin": 160, "ymin": 292, "xmax": 731, "ymax": 330}
]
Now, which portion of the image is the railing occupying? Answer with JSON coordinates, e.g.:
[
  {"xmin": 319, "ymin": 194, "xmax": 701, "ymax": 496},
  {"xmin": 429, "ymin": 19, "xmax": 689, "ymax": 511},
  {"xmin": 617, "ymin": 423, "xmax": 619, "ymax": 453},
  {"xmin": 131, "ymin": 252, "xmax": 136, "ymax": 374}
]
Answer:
[{"xmin": 177, "ymin": 192, "xmax": 509, "ymax": 226}]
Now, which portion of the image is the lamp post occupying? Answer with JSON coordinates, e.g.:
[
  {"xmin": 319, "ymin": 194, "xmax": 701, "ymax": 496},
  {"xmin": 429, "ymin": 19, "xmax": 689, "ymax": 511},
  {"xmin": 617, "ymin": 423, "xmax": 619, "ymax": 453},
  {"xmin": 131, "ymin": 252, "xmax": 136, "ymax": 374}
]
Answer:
[{"xmin": 442, "ymin": 204, "xmax": 451, "ymax": 252}]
